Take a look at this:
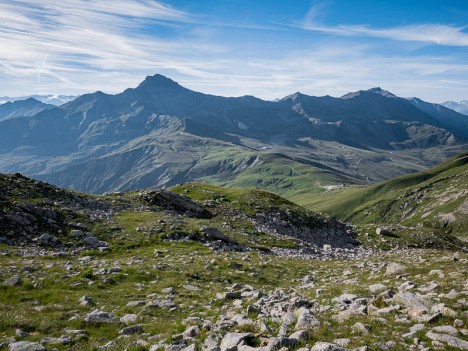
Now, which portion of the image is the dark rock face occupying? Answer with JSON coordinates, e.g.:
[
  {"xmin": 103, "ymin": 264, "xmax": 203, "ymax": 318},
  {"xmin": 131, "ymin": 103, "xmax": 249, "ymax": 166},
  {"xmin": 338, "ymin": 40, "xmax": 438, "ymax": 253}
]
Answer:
[
  {"xmin": 138, "ymin": 189, "xmax": 211, "ymax": 218},
  {"xmin": 254, "ymin": 208, "xmax": 357, "ymax": 249}
]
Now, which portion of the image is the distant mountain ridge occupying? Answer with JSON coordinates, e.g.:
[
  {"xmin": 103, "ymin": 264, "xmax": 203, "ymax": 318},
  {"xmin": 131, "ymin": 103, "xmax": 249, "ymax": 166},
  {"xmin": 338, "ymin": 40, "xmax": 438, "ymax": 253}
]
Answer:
[
  {"xmin": 0, "ymin": 74, "xmax": 466, "ymax": 199},
  {"xmin": 0, "ymin": 98, "xmax": 55, "ymax": 122},
  {"xmin": 0, "ymin": 94, "xmax": 77, "ymax": 106},
  {"xmin": 441, "ymin": 100, "xmax": 468, "ymax": 116}
]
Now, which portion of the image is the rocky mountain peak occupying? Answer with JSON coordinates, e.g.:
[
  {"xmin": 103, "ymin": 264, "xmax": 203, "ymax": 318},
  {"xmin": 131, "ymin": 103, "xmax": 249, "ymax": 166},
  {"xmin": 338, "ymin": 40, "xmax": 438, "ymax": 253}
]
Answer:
[
  {"xmin": 341, "ymin": 87, "xmax": 397, "ymax": 99},
  {"xmin": 137, "ymin": 74, "xmax": 185, "ymax": 91}
]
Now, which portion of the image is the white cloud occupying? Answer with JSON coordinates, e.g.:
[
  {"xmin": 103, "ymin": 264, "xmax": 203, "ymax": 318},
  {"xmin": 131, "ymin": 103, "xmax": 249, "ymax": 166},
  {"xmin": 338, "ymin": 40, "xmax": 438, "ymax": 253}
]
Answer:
[
  {"xmin": 301, "ymin": 23, "xmax": 468, "ymax": 47},
  {"xmin": 300, "ymin": 2, "xmax": 468, "ymax": 46},
  {"xmin": 0, "ymin": 0, "xmax": 467, "ymax": 102},
  {"xmin": 0, "ymin": 0, "xmax": 222, "ymax": 94}
]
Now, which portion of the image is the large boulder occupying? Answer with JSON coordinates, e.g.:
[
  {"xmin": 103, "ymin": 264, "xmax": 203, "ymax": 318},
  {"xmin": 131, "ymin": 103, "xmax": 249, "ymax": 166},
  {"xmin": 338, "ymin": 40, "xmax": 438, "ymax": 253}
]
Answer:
[
  {"xmin": 220, "ymin": 333, "xmax": 252, "ymax": 351},
  {"xmin": 138, "ymin": 190, "xmax": 209, "ymax": 217}
]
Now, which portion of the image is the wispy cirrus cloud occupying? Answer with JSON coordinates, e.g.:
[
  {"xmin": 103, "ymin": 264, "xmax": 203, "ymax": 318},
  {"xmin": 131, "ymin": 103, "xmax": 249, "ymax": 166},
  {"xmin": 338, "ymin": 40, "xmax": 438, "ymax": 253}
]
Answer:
[
  {"xmin": 0, "ymin": 0, "xmax": 226, "ymax": 94},
  {"xmin": 300, "ymin": 2, "xmax": 468, "ymax": 46},
  {"xmin": 0, "ymin": 1, "xmax": 467, "ymax": 102}
]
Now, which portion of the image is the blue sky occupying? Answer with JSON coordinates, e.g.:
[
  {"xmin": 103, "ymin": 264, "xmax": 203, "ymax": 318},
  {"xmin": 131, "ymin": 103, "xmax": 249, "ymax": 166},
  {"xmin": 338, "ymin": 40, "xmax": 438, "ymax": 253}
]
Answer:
[{"xmin": 0, "ymin": 0, "xmax": 467, "ymax": 102}]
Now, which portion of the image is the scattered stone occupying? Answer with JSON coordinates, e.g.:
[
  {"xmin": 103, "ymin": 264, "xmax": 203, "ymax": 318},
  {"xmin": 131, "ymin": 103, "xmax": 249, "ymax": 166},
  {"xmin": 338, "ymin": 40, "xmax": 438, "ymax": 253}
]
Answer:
[
  {"xmin": 426, "ymin": 330, "xmax": 468, "ymax": 349},
  {"xmin": 79, "ymin": 295, "xmax": 93, "ymax": 306},
  {"xmin": 82, "ymin": 309, "xmax": 119, "ymax": 324},
  {"xmin": 8, "ymin": 341, "xmax": 45, "ymax": 351},
  {"xmin": 202, "ymin": 227, "xmax": 236, "ymax": 243},
  {"xmin": 432, "ymin": 325, "xmax": 459, "ymax": 336},
  {"xmin": 183, "ymin": 326, "xmax": 201, "ymax": 338},
  {"xmin": 3, "ymin": 276, "xmax": 21, "ymax": 286},
  {"xmin": 393, "ymin": 292, "xmax": 432, "ymax": 316},
  {"xmin": 220, "ymin": 333, "xmax": 252, "ymax": 351},
  {"xmin": 428, "ymin": 270, "xmax": 444, "ymax": 278},
  {"xmin": 352, "ymin": 322, "xmax": 370, "ymax": 335},
  {"xmin": 311, "ymin": 342, "xmax": 349, "ymax": 351},
  {"xmin": 295, "ymin": 310, "xmax": 320, "ymax": 331},
  {"xmin": 385, "ymin": 263, "xmax": 406, "ymax": 276},
  {"xmin": 368, "ymin": 283, "xmax": 387, "ymax": 293},
  {"xmin": 119, "ymin": 325, "xmax": 143, "ymax": 335},
  {"xmin": 15, "ymin": 329, "xmax": 28, "ymax": 338},
  {"xmin": 120, "ymin": 314, "xmax": 139, "ymax": 325}
]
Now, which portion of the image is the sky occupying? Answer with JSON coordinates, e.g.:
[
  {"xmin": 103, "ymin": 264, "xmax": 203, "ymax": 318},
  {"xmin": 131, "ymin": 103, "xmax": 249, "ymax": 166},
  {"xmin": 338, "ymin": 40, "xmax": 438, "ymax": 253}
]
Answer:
[{"xmin": 0, "ymin": 0, "xmax": 467, "ymax": 102}]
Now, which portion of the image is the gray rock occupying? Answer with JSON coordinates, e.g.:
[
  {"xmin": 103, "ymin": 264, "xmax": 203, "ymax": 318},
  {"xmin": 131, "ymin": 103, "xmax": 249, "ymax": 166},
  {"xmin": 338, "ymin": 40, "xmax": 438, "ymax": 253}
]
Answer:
[
  {"xmin": 311, "ymin": 342, "xmax": 349, "ymax": 351},
  {"xmin": 145, "ymin": 298, "xmax": 177, "ymax": 309},
  {"xmin": 202, "ymin": 227, "xmax": 236, "ymax": 243},
  {"xmin": 33, "ymin": 233, "xmax": 56, "ymax": 245},
  {"xmin": 82, "ymin": 309, "xmax": 119, "ymax": 324},
  {"xmin": 333, "ymin": 339, "xmax": 350, "ymax": 347},
  {"xmin": 376, "ymin": 227, "xmax": 392, "ymax": 236},
  {"xmin": 332, "ymin": 294, "xmax": 358, "ymax": 304},
  {"xmin": 79, "ymin": 295, "xmax": 93, "ymax": 306},
  {"xmin": 15, "ymin": 329, "xmax": 28, "ymax": 338},
  {"xmin": 183, "ymin": 326, "xmax": 200, "ymax": 338},
  {"xmin": 282, "ymin": 313, "xmax": 295, "ymax": 326},
  {"xmin": 220, "ymin": 333, "xmax": 252, "ymax": 351},
  {"xmin": 426, "ymin": 331, "xmax": 468, "ymax": 349},
  {"xmin": 432, "ymin": 325, "xmax": 459, "ymax": 336},
  {"xmin": 139, "ymin": 189, "xmax": 207, "ymax": 216},
  {"xmin": 368, "ymin": 283, "xmax": 387, "ymax": 293},
  {"xmin": 181, "ymin": 344, "xmax": 197, "ymax": 351},
  {"xmin": 82, "ymin": 235, "xmax": 107, "ymax": 248},
  {"xmin": 352, "ymin": 322, "xmax": 369, "ymax": 335},
  {"xmin": 41, "ymin": 335, "xmax": 72, "ymax": 345},
  {"xmin": 428, "ymin": 270, "xmax": 444, "ymax": 278},
  {"xmin": 8, "ymin": 341, "xmax": 46, "ymax": 351},
  {"xmin": 398, "ymin": 281, "xmax": 416, "ymax": 292},
  {"xmin": 417, "ymin": 282, "xmax": 439, "ymax": 293},
  {"xmin": 3, "ymin": 275, "xmax": 21, "ymax": 286},
  {"xmin": 97, "ymin": 341, "xmax": 117, "ymax": 349},
  {"xmin": 119, "ymin": 325, "xmax": 143, "ymax": 335},
  {"xmin": 295, "ymin": 310, "xmax": 320, "ymax": 331},
  {"xmin": 120, "ymin": 314, "xmax": 138, "ymax": 324},
  {"xmin": 385, "ymin": 263, "xmax": 406, "ymax": 276},
  {"xmin": 288, "ymin": 330, "xmax": 308, "ymax": 343},
  {"xmin": 393, "ymin": 292, "xmax": 432, "ymax": 315},
  {"xmin": 71, "ymin": 229, "xmax": 84, "ymax": 238}
]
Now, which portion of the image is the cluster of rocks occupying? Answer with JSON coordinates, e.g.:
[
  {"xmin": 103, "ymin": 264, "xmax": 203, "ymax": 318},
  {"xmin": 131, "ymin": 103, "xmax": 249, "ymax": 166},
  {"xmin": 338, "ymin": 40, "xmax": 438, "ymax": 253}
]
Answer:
[
  {"xmin": 254, "ymin": 209, "xmax": 358, "ymax": 249},
  {"xmin": 0, "ymin": 173, "xmax": 127, "ymax": 247},
  {"xmin": 57, "ymin": 275, "xmax": 465, "ymax": 351},
  {"xmin": 137, "ymin": 189, "xmax": 211, "ymax": 218},
  {"xmin": 1, "ymin": 249, "xmax": 467, "ymax": 351}
]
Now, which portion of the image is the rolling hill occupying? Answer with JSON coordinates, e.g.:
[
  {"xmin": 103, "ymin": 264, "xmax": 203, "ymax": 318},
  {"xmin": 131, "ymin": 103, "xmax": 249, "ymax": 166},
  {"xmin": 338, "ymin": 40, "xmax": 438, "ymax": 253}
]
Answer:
[{"xmin": 308, "ymin": 152, "xmax": 468, "ymax": 240}]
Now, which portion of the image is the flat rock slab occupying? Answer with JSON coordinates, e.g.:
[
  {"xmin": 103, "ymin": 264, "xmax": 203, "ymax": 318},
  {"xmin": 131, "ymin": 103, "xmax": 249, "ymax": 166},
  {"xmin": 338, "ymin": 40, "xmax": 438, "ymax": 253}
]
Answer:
[
  {"xmin": 82, "ymin": 309, "xmax": 119, "ymax": 324},
  {"xmin": 392, "ymin": 292, "xmax": 432, "ymax": 315},
  {"xmin": 220, "ymin": 333, "xmax": 252, "ymax": 351},
  {"xmin": 311, "ymin": 342, "xmax": 350, "ymax": 351},
  {"xmin": 426, "ymin": 331, "xmax": 468, "ymax": 349},
  {"xmin": 9, "ymin": 341, "xmax": 46, "ymax": 351}
]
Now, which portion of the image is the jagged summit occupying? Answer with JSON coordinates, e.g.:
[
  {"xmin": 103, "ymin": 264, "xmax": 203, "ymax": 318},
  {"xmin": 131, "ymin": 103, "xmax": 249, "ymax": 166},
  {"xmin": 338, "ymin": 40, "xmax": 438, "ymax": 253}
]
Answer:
[
  {"xmin": 341, "ymin": 87, "xmax": 397, "ymax": 99},
  {"xmin": 136, "ymin": 74, "xmax": 186, "ymax": 91}
]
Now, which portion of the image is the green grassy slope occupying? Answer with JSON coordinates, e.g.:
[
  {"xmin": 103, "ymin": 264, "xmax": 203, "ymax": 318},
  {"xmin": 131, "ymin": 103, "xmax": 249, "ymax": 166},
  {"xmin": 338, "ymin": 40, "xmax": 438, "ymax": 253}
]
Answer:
[{"xmin": 307, "ymin": 152, "xmax": 468, "ymax": 239}]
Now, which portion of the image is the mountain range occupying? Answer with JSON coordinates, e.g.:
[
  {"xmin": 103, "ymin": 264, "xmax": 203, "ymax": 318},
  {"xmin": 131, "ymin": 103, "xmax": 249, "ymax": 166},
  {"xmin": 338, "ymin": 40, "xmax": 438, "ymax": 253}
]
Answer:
[
  {"xmin": 0, "ymin": 98, "xmax": 55, "ymax": 122},
  {"xmin": 0, "ymin": 74, "xmax": 466, "ymax": 201},
  {"xmin": 0, "ymin": 94, "xmax": 76, "ymax": 106},
  {"xmin": 441, "ymin": 100, "xmax": 468, "ymax": 116}
]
